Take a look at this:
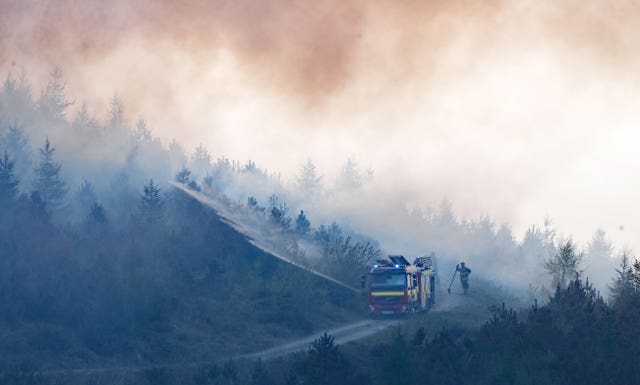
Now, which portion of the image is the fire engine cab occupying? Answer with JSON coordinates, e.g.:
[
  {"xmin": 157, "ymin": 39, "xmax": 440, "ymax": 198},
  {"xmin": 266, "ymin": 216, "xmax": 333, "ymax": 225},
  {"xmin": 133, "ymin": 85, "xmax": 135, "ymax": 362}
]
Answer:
[{"xmin": 366, "ymin": 255, "xmax": 436, "ymax": 316}]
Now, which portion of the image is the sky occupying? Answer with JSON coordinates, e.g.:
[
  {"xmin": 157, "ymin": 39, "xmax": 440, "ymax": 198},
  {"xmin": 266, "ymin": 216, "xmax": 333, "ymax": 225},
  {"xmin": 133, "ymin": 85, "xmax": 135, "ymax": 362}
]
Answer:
[{"xmin": 2, "ymin": 0, "xmax": 640, "ymax": 251}]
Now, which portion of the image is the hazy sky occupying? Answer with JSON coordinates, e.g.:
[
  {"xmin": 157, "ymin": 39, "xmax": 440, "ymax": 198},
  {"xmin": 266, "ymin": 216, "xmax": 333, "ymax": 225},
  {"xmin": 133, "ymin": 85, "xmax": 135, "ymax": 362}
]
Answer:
[{"xmin": 2, "ymin": 0, "xmax": 640, "ymax": 251}]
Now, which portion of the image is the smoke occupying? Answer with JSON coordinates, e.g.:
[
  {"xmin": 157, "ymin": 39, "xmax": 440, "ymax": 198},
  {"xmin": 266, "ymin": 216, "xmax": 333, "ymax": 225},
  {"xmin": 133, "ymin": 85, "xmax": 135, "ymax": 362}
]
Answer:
[{"xmin": 2, "ymin": 0, "xmax": 640, "ymax": 261}]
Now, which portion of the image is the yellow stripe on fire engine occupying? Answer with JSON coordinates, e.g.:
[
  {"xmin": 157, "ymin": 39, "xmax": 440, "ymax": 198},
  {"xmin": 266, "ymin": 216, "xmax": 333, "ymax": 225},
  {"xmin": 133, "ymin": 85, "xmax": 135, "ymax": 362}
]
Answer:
[{"xmin": 371, "ymin": 291, "xmax": 404, "ymax": 296}]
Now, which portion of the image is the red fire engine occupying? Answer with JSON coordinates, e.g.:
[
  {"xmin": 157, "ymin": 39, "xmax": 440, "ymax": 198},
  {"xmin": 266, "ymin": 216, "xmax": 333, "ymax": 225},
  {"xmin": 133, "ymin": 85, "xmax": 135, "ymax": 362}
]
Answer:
[{"xmin": 366, "ymin": 255, "xmax": 436, "ymax": 316}]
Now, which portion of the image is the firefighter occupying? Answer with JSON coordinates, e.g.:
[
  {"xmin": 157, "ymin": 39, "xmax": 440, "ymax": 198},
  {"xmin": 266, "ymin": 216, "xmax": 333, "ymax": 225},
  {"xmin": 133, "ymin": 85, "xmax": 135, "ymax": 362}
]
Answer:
[{"xmin": 456, "ymin": 262, "xmax": 471, "ymax": 295}]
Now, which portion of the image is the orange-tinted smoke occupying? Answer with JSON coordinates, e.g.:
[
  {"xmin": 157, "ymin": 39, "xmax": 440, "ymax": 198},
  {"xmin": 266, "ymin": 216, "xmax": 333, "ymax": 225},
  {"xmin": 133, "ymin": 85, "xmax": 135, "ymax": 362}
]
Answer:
[{"xmin": 2, "ymin": 0, "xmax": 640, "ymax": 103}]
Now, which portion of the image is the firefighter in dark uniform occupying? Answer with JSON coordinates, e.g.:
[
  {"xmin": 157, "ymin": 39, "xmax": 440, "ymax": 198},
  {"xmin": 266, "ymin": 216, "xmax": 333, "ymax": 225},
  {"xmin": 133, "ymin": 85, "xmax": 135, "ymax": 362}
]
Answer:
[{"xmin": 456, "ymin": 262, "xmax": 471, "ymax": 295}]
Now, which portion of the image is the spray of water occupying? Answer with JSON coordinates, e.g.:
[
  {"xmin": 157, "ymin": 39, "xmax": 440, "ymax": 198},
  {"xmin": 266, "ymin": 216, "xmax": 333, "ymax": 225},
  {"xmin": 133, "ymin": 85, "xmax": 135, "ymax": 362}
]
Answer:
[{"xmin": 171, "ymin": 182, "xmax": 362, "ymax": 294}]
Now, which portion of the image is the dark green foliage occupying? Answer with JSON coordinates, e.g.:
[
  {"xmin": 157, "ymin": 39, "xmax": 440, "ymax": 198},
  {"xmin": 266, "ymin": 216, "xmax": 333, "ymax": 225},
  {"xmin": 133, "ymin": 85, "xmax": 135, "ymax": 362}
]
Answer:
[
  {"xmin": 176, "ymin": 166, "xmax": 200, "ymax": 190},
  {"xmin": 295, "ymin": 333, "xmax": 367, "ymax": 385},
  {"xmin": 378, "ymin": 332, "xmax": 413, "ymax": 385},
  {"xmin": 75, "ymin": 179, "xmax": 97, "ymax": 211},
  {"xmin": 38, "ymin": 68, "xmax": 73, "ymax": 120},
  {"xmin": 1, "ymin": 71, "xmax": 35, "ymax": 124},
  {"xmin": 193, "ymin": 362, "xmax": 220, "ymax": 385},
  {"xmin": 0, "ymin": 185, "xmax": 363, "ymax": 372},
  {"xmin": 545, "ymin": 239, "xmax": 583, "ymax": 288},
  {"xmin": 0, "ymin": 151, "xmax": 19, "ymax": 204},
  {"xmin": 139, "ymin": 178, "xmax": 163, "ymax": 223},
  {"xmin": 250, "ymin": 359, "xmax": 275, "ymax": 385},
  {"xmin": 314, "ymin": 222, "xmax": 380, "ymax": 287},
  {"xmin": 176, "ymin": 166, "xmax": 190, "ymax": 183},
  {"xmin": 294, "ymin": 210, "xmax": 310, "ymax": 235},
  {"xmin": 0, "ymin": 362, "xmax": 50, "ymax": 385},
  {"xmin": 143, "ymin": 366, "xmax": 170, "ymax": 385},
  {"xmin": 37, "ymin": 68, "xmax": 73, "ymax": 121},
  {"xmin": 191, "ymin": 360, "xmax": 241, "ymax": 385},
  {"xmin": 220, "ymin": 360, "xmax": 240, "ymax": 385},
  {"xmin": 269, "ymin": 194, "xmax": 291, "ymax": 228},
  {"xmin": 86, "ymin": 202, "xmax": 107, "ymax": 227},
  {"xmin": 33, "ymin": 138, "xmax": 67, "ymax": 208},
  {"xmin": 3, "ymin": 66, "xmax": 639, "ymax": 385},
  {"xmin": 281, "ymin": 276, "xmax": 640, "ymax": 385},
  {"xmin": 282, "ymin": 373, "xmax": 302, "ymax": 385},
  {"xmin": 2, "ymin": 125, "xmax": 32, "ymax": 184}
]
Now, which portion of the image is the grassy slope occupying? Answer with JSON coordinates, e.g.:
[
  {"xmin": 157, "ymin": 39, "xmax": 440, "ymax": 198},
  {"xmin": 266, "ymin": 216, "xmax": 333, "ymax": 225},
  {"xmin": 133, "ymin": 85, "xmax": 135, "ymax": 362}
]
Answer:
[{"xmin": 1, "ymin": 190, "xmax": 365, "ymax": 372}]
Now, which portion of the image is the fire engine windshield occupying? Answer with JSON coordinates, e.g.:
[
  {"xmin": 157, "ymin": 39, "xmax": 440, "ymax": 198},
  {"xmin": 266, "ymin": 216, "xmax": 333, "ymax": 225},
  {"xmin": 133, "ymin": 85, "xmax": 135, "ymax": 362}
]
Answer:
[{"xmin": 370, "ymin": 273, "xmax": 406, "ymax": 288}]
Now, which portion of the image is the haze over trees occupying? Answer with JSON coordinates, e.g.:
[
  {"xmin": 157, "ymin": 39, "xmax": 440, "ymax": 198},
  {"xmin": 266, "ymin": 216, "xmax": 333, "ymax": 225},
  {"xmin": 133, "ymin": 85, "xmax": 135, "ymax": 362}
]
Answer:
[{"xmin": 0, "ymin": 67, "xmax": 638, "ymax": 384}]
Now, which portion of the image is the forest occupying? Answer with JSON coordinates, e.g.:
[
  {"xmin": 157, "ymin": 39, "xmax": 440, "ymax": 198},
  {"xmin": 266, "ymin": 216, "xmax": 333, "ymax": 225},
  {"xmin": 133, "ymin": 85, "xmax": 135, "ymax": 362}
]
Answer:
[{"xmin": 1, "ymin": 68, "xmax": 640, "ymax": 384}]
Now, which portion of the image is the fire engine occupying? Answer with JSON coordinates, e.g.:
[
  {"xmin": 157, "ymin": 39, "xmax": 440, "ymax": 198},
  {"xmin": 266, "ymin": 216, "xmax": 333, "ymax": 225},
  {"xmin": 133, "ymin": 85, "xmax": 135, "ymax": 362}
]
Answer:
[{"xmin": 366, "ymin": 255, "xmax": 436, "ymax": 316}]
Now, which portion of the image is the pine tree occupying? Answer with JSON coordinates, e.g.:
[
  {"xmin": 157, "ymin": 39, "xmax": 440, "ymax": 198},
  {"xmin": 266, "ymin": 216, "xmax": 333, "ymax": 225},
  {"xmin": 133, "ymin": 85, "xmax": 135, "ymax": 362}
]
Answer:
[
  {"xmin": 86, "ymin": 202, "xmax": 107, "ymax": 227},
  {"xmin": 295, "ymin": 210, "xmax": 311, "ymax": 235},
  {"xmin": 296, "ymin": 159, "xmax": 322, "ymax": 197},
  {"xmin": 610, "ymin": 250, "xmax": 635, "ymax": 302},
  {"xmin": 1, "ymin": 69, "xmax": 35, "ymax": 123},
  {"xmin": 75, "ymin": 180, "xmax": 97, "ymax": 212},
  {"xmin": 0, "ymin": 151, "xmax": 19, "ymax": 205},
  {"xmin": 38, "ymin": 67, "xmax": 73, "ymax": 120},
  {"xmin": 134, "ymin": 117, "xmax": 152, "ymax": 143},
  {"xmin": 73, "ymin": 102, "xmax": 102, "ymax": 140},
  {"xmin": 542, "ymin": 216, "xmax": 557, "ymax": 260},
  {"xmin": 250, "ymin": 359, "xmax": 274, "ymax": 385},
  {"xmin": 244, "ymin": 159, "xmax": 257, "ymax": 173},
  {"xmin": 33, "ymin": 138, "xmax": 67, "ymax": 208},
  {"xmin": 268, "ymin": 194, "xmax": 291, "ymax": 228},
  {"xmin": 107, "ymin": 94, "xmax": 125, "ymax": 130},
  {"xmin": 140, "ymin": 179, "xmax": 163, "ymax": 223},
  {"xmin": 545, "ymin": 239, "xmax": 584, "ymax": 288},
  {"xmin": 297, "ymin": 332, "xmax": 361, "ymax": 385},
  {"xmin": 175, "ymin": 166, "xmax": 199, "ymax": 190},
  {"xmin": 191, "ymin": 144, "xmax": 211, "ymax": 178},
  {"xmin": 519, "ymin": 225, "xmax": 545, "ymax": 260},
  {"xmin": 584, "ymin": 229, "xmax": 614, "ymax": 295},
  {"xmin": 336, "ymin": 156, "xmax": 362, "ymax": 190},
  {"xmin": 168, "ymin": 139, "xmax": 187, "ymax": 169},
  {"xmin": 3, "ymin": 125, "xmax": 32, "ymax": 184}
]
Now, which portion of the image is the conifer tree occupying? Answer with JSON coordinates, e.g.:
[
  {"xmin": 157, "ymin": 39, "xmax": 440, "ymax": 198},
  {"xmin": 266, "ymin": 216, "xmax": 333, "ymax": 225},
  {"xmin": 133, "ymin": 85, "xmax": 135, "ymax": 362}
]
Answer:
[
  {"xmin": 268, "ymin": 194, "xmax": 291, "ymax": 228},
  {"xmin": 140, "ymin": 179, "xmax": 163, "ymax": 223},
  {"xmin": 250, "ymin": 359, "xmax": 274, "ymax": 385},
  {"xmin": 337, "ymin": 156, "xmax": 363, "ymax": 190},
  {"xmin": 3, "ymin": 125, "xmax": 32, "ymax": 183},
  {"xmin": 545, "ymin": 239, "xmax": 583, "ymax": 288},
  {"xmin": 85, "ymin": 202, "xmax": 108, "ymax": 230},
  {"xmin": 296, "ymin": 159, "xmax": 322, "ymax": 197},
  {"xmin": 1, "ymin": 69, "xmax": 35, "ymax": 122},
  {"xmin": 33, "ymin": 138, "xmax": 67, "ymax": 208},
  {"xmin": 75, "ymin": 179, "xmax": 97, "ymax": 212},
  {"xmin": 107, "ymin": 94, "xmax": 125, "ymax": 130},
  {"xmin": 176, "ymin": 166, "xmax": 192, "ymax": 185},
  {"xmin": 295, "ymin": 210, "xmax": 311, "ymax": 235},
  {"xmin": 610, "ymin": 250, "xmax": 635, "ymax": 302},
  {"xmin": 38, "ymin": 67, "xmax": 73, "ymax": 120},
  {"xmin": 0, "ymin": 151, "xmax": 19, "ymax": 204},
  {"xmin": 73, "ymin": 101, "xmax": 101, "ymax": 132},
  {"xmin": 584, "ymin": 229, "xmax": 614, "ymax": 294},
  {"xmin": 191, "ymin": 144, "xmax": 211, "ymax": 178},
  {"xmin": 175, "ymin": 166, "xmax": 199, "ymax": 190}
]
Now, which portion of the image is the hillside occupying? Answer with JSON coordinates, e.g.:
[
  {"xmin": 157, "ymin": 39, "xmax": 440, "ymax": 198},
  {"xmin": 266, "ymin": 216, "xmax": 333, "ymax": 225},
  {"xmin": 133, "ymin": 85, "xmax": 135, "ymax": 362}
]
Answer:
[{"xmin": 0, "ymin": 187, "xmax": 365, "ymax": 371}]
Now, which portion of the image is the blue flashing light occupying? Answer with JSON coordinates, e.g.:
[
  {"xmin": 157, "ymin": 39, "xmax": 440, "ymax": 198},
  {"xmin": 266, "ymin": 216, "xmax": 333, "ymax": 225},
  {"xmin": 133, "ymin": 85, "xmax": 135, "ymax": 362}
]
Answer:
[
  {"xmin": 395, "ymin": 264, "xmax": 400, "ymax": 268},
  {"xmin": 373, "ymin": 264, "xmax": 379, "ymax": 268}
]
